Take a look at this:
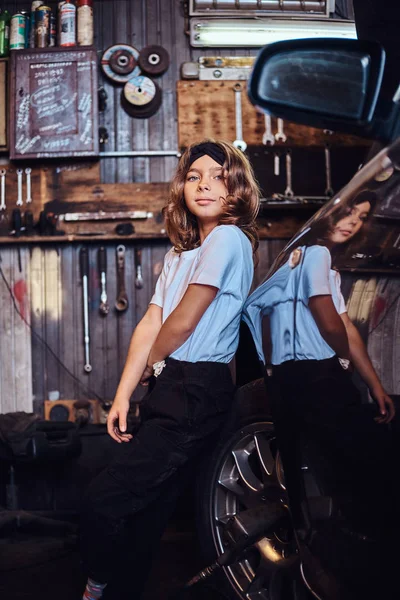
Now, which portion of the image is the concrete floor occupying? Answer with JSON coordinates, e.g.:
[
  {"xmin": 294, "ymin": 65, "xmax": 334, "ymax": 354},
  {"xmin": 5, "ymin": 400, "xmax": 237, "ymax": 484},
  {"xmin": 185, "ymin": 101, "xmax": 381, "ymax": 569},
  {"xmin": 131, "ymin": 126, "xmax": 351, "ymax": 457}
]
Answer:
[{"xmin": 0, "ymin": 525, "xmax": 227, "ymax": 600}]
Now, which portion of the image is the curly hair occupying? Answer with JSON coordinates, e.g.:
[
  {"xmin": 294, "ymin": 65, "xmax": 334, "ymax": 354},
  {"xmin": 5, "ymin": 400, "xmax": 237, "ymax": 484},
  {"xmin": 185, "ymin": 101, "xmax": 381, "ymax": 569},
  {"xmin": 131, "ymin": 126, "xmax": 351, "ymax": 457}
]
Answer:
[{"xmin": 163, "ymin": 139, "xmax": 260, "ymax": 257}]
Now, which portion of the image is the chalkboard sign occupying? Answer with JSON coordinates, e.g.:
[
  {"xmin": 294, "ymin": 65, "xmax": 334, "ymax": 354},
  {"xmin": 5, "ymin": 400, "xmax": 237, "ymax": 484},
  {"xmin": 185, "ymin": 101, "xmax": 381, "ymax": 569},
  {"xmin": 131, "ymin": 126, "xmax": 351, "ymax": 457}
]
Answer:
[{"xmin": 9, "ymin": 47, "xmax": 99, "ymax": 160}]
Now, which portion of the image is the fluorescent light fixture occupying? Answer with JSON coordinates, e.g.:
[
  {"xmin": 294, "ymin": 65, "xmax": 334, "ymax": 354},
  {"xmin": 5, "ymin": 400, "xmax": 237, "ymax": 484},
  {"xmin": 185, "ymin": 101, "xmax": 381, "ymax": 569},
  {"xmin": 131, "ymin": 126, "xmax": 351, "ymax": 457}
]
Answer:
[
  {"xmin": 190, "ymin": 18, "xmax": 357, "ymax": 47},
  {"xmin": 190, "ymin": 0, "xmax": 332, "ymax": 18}
]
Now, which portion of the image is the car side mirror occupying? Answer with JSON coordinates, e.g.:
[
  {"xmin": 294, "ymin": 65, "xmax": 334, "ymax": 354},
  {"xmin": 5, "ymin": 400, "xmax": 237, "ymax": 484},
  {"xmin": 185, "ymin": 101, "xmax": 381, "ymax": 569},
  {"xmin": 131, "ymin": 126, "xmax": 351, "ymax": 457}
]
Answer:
[{"xmin": 248, "ymin": 38, "xmax": 398, "ymax": 142}]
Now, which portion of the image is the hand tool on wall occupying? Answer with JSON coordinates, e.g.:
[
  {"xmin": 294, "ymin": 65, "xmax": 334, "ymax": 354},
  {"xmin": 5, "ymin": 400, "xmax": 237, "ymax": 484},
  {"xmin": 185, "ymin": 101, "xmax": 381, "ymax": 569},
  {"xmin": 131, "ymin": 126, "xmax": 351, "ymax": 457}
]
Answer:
[
  {"xmin": 11, "ymin": 208, "xmax": 22, "ymax": 237},
  {"xmin": 58, "ymin": 210, "xmax": 153, "ymax": 222},
  {"xmin": 273, "ymin": 152, "xmax": 280, "ymax": 177},
  {"xmin": 275, "ymin": 118, "xmax": 287, "ymax": 143},
  {"xmin": 115, "ymin": 245, "xmax": 129, "ymax": 312},
  {"xmin": 284, "ymin": 150, "xmax": 294, "ymax": 198},
  {"xmin": 324, "ymin": 144, "xmax": 334, "ymax": 197},
  {"xmin": 262, "ymin": 114, "xmax": 275, "ymax": 146},
  {"xmin": 16, "ymin": 169, "xmax": 23, "ymax": 206},
  {"xmin": 24, "ymin": 210, "xmax": 34, "ymax": 236},
  {"xmin": 0, "ymin": 169, "xmax": 6, "ymax": 211},
  {"xmin": 80, "ymin": 247, "xmax": 92, "ymax": 373},
  {"xmin": 233, "ymin": 83, "xmax": 247, "ymax": 152},
  {"xmin": 98, "ymin": 246, "xmax": 109, "ymax": 316},
  {"xmin": 134, "ymin": 247, "xmax": 144, "ymax": 289},
  {"xmin": 25, "ymin": 168, "xmax": 32, "ymax": 204}
]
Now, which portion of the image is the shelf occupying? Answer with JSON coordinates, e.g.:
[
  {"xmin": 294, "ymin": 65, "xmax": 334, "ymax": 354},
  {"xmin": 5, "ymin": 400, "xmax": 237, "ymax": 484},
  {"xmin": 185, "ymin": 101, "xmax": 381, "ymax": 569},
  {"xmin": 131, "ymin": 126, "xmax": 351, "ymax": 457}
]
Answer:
[{"xmin": 0, "ymin": 233, "xmax": 169, "ymax": 245}]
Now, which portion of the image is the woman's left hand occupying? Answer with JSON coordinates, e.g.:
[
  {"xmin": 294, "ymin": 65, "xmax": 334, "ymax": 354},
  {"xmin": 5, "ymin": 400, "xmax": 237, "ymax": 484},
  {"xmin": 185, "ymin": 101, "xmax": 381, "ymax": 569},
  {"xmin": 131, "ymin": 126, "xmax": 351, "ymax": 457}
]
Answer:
[
  {"xmin": 140, "ymin": 364, "xmax": 153, "ymax": 386},
  {"xmin": 370, "ymin": 387, "xmax": 396, "ymax": 424}
]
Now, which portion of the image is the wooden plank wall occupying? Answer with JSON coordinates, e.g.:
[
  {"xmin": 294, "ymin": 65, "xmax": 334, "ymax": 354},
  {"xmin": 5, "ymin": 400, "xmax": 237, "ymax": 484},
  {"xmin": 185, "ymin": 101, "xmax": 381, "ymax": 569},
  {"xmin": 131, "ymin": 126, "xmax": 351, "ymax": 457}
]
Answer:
[
  {"xmin": 28, "ymin": 241, "xmax": 171, "ymax": 413},
  {"xmin": 0, "ymin": 247, "xmax": 33, "ymax": 412},
  {"xmin": 3, "ymin": 0, "xmax": 399, "ymax": 414}
]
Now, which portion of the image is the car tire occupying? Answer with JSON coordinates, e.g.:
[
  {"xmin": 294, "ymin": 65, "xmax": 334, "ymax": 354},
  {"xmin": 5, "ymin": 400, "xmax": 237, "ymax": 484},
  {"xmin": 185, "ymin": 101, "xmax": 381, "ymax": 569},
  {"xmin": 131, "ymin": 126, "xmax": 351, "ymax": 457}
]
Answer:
[{"xmin": 195, "ymin": 378, "xmax": 312, "ymax": 600}]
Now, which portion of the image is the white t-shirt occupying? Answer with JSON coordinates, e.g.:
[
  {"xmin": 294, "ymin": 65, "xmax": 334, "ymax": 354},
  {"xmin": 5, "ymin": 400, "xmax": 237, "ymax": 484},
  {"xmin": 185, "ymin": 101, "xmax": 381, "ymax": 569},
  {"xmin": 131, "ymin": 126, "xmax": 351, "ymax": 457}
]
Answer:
[
  {"xmin": 150, "ymin": 225, "xmax": 253, "ymax": 363},
  {"xmin": 243, "ymin": 245, "xmax": 347, "ymax": 365}
]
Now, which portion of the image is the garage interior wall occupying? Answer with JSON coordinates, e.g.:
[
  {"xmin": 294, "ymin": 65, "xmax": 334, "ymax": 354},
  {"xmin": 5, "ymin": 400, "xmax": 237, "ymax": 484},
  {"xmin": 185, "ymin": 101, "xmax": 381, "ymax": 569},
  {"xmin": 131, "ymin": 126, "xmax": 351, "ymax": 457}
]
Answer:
[{"xmin": 1, "ymin": 0, "xmax": 398, "ymax": 416}]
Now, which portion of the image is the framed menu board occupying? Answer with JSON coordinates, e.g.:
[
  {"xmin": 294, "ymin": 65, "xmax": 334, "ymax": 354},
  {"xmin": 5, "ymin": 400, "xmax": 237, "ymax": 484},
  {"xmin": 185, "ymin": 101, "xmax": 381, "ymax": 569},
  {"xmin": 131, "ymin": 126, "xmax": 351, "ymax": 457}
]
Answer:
[
  {"xmin": 9, "ymin": 47, "xmax": 99, "ymax": 160},
  {"xmin": 0, "ymin": 60, "xmax": 7, "ymax": 150}
]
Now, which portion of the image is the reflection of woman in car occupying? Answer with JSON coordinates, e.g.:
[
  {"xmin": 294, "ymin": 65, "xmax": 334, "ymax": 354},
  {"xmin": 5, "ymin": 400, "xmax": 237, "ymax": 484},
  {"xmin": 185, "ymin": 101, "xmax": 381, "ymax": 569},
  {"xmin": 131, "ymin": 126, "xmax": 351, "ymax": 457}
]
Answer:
[{"xmin": 243, "ymin": 189, "xmax": 395, "ymax": 539}]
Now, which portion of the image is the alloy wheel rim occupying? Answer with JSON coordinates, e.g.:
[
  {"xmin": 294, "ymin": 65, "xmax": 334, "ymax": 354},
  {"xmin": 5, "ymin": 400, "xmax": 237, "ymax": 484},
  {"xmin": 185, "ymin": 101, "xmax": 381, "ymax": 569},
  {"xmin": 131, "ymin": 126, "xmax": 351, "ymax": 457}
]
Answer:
[{"xmin": 210, "ymin": 422, "xmax": 298, "ymax": 599}]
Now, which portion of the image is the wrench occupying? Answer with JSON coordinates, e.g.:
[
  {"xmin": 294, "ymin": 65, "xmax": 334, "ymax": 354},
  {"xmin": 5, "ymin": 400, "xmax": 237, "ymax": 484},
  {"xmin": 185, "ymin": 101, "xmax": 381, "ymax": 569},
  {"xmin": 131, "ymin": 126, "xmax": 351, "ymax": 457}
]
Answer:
[
  {"xmin": 0, "ymin": 169, "xmax": 6, "ymax": 211},
  {"xmin": 25, "ymin": 168, "xmax": 32, "ymax": 204},
  {"xmin": 98, "ymin": 246, "xmax": 109, "ymax": 316},
  {"xmin": 16, "ymin": 169, "xmax": 23, "ymax": 206},
  {"xmin": 273, "ymin": 152, "xmax": 280, "ymax": 177},
  {"xmin": 233, "ymin": 83, "xmax": 247, "ymax": 152},
  {"xmin": 134, "ymin": 248, "xmax": 144, "ymax": 289},
  {"xmin": 275, "ymin": 118, "xmax": 287, "ymax": 143},
  {"xmin": 262, "ymin": 114, "xmax": 275, "ymax": 146},
  {"xmin": 80, "ymin": 247, "xmax": 92, "ymax": 373},
  {"xmin": 115, "ymin": 245, "xmax": 129, "ymax": 312},
  {"xmin": 324, "ymin": 145, "xmax": 334, "ymax": 197},
  {"xmin": 284, "ymin": 150, "xmax": 294, "ymax": 198}
]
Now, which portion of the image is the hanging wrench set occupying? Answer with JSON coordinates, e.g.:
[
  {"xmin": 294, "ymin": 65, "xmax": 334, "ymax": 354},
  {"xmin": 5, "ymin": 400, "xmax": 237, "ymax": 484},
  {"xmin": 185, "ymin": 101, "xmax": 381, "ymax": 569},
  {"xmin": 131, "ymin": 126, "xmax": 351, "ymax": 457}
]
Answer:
[
  {"xmin": 79, "ymin": 245, "xmax": 144, "ymax": 373},
  {"xmin": 0, "ymin": 166, "xmax": 60, "ymax": 237}
]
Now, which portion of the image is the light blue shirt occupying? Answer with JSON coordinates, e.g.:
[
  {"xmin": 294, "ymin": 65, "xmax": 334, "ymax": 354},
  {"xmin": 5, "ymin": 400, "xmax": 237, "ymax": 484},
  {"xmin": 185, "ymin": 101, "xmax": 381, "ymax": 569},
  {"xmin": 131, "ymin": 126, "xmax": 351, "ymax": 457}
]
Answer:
[
  {"xmin": 150, "ymin": 225, "xmax": 253, "ymax": 363},
  {"xmin": 243, "ymin": 245, "xmax": 347, "ymax": 365}
]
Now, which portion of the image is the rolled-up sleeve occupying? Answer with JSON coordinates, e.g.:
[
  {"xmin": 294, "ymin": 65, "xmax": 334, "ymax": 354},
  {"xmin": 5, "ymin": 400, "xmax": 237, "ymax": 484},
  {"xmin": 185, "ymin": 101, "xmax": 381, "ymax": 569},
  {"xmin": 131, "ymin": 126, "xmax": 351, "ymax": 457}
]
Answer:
[
  {"xmin": 190, "ymin": 227, "xmax": 240, "ymax": 291},
  {"xmin": 303, "ymin": 246, "xmax": 332, "ymax": 302}
]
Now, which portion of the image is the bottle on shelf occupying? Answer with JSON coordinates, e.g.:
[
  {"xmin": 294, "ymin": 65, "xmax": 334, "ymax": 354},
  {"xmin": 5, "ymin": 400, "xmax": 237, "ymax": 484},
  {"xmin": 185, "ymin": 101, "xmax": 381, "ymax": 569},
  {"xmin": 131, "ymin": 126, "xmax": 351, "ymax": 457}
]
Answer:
[
  {"xmin": 77, "ymin": 0, "xmax": 93, "ymax": 46},
  {"xmin": 0, "ymin": 10, "xmax": 11, "ymax": 57},
  {"xmin": 59, "ymin": 0, "xmax": 76, "ymax": 47}
]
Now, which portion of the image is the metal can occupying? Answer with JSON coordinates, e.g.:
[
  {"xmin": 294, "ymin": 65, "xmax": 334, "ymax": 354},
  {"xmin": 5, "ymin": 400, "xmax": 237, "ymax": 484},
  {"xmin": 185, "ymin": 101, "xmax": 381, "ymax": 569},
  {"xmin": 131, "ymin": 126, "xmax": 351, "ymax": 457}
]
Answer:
[
  {"xmin": 10, "ymin": 13, "xmax": 26, "ymax": 51},
  {"xmin": 0, "ymin": 10, "xmax": 11, "ymax": 57},
  {"xmin": 20, "ymin": 11, "xmax": 31, "ymax": 48},
  {"xmin": 30, "ymin": 1, "xmax": 44, "ymax": 48},
  {"xmin": 57, "ymin": 2, "xmax": 65, "ymax": 45},
  {"xmin": 49, "ymin": 12, "xmax": 56, "ymax": 46},
  {"xmin": 77, "ymin": 0, "xmax": 93, "ymax": 46},
  {"xmin": 60, "ymin": 1, "xmax": 76, "ymax": 47},
  {"xmin": 35, "ymin": 5, "xmax": 51, "ymax": 48}
]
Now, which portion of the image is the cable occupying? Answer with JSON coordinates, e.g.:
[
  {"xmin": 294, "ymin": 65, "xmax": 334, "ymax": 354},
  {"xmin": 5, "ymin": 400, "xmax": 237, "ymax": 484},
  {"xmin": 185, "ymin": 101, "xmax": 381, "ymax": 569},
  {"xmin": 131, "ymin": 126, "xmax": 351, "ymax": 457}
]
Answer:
[
  {"xmin": 368, "ymin": 291, "xmax": 400, "ymax": 335},
  {"xmin": 0, "ymin": 263, "xmax": 104, "ymax": 403}
]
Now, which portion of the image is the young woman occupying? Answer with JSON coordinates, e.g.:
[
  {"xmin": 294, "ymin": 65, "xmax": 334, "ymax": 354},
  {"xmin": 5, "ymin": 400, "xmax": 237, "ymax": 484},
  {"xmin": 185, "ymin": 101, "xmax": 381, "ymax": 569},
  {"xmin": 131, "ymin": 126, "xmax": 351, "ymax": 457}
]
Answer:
[
  {"xmin": 81, "ymin": 140, "xmax": 260, "ymax": 600},
  {"xmin": 243, "ymin": 189, "xmax": 396, "ymax": 595}
]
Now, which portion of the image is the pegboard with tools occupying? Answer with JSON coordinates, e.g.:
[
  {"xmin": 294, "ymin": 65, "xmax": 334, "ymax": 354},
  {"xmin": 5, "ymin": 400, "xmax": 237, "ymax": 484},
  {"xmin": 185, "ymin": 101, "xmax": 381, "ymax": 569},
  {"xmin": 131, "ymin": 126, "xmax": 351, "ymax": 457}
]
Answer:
[
  {"xmin": 0, "ymin": 162, "xmax": 169, "ymax": 243},
  {"xmin": 177, "ymin": 80, "xmax": 370, "ymax": 149}
]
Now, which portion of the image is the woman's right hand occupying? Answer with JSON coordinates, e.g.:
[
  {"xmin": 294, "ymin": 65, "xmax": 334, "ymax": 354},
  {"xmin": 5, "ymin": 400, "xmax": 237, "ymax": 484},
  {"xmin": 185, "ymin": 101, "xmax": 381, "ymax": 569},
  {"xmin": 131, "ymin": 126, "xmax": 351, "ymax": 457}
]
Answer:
[{"xmin": 107, "ymin": 398, "xmax": 133, "ymax": 443}]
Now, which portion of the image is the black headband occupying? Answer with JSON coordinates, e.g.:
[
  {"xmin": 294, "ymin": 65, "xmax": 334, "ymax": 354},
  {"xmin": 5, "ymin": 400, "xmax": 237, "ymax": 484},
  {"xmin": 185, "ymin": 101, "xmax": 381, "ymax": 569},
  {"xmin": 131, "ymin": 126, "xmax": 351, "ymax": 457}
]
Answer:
[{"xmin": 187, "ymin": 142, "xmax": 226, "ymax": 168}]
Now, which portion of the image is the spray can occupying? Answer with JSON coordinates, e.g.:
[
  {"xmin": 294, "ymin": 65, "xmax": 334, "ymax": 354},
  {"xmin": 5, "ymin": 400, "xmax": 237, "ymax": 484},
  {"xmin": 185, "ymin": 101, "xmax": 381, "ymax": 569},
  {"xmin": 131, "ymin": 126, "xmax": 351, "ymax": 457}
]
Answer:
[
  {"xmin": 30, "ymin": 1, "xmax": 43, "ymax": 48},
  {"xmin": 35, "ymin": 5, "xmax": 51, "ymax": 48},
  {"xmin": 77, "ymin": 0, "xmax": 93, "ymax": 46},
  {"xmin": 57, "ymin": 2, "xmax": 65, "ymax": 45},
  {"xmin": 60, "ymin": 0, "xmax": 76, "ymax": 47},
  {"xmin": 10, "ymin": 13, "xmax": 27, "ymax": 51},
  {"xmin": 49, "ymin": 12, "xmax": 57, "ymax": 46},
  {"xmin": 0, "ymin": 10, "xmax": 11, "ymax": 57},
  {"xmin": 20, "ymin": 11, "xmax": 31, "ymax": 48}
]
